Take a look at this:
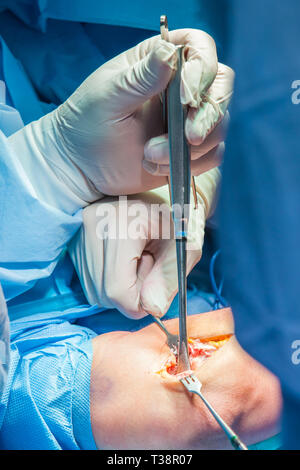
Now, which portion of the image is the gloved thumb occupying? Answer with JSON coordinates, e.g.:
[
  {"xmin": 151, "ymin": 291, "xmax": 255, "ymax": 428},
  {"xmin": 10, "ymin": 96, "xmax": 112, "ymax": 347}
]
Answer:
[{"xmin": 114, "ymin": 40, "xmax": 177, "ymax": 114}]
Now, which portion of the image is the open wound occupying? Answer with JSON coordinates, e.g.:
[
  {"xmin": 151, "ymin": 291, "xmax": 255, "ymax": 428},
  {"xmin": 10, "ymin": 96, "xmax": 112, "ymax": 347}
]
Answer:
[{"xmin": 156, "ymin": 335, "xmax": 232, "ymax": 378}]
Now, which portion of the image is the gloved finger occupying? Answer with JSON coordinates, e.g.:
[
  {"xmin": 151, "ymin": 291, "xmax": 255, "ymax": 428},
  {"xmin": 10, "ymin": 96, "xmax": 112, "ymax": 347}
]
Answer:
[
  {"xmin": 140, "ymin": 237, "xmax": 202, "ymax": 318},
  {"xmin": 103, "ymin": 237, "xmax": 152, "ymax": 319},
  {"xmin": 207, "ymin": 63, "xmax": 234, "ymax": 114},
  {"xmin": 143, "ymin": 112, "xmax": 229, "ymax": 165},
  {"xmin": 109, "ymin": 40, "xmax": 177, "ymax": 115},
  {"xmin": 190, "ymin": 142, "xmax": 225, "ymax": 176},
  {"xmin": 131, "ymin": 28, "xmax": 217, "ymax": 104},
  {"xmin": 142, "ymin": 142, "xmax": 224, "ymax": 177},
  {"xmin": 188, "ymin": 110, "xmax": 229, "ymax": 151},
  {"xmin": 185, "ymin": 63, "xmax": 234, "ymax": 144},
  {"xmin": 168, "ymin": 29, "xmax": 218, "ymax": 108}
]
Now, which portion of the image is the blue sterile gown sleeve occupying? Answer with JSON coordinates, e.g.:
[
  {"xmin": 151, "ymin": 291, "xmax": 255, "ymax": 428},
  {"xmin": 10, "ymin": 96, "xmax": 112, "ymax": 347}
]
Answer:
[
  {"xmin": 0, "ymin": 54, "xmax": 98, "ymax": 448},
  {"xmin": 219, "ymin": 0, "xmax": 300, "ymax": 449},
  {"xmin": 0, "ymin": 47, "xmax": 81, "ymax": 405},
  {"xmin": 0, "ymin": 117, "xmax": 82, "ymax": 301}
]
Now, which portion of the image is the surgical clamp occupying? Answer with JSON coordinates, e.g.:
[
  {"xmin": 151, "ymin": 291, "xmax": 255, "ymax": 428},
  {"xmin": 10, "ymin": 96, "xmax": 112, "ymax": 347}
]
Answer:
[
  {"xmin": 160, "ymin": 15, "xmax": 198, "ymax": 210},
  {"xmin": 166, "ymin": 43, "xmax": 191, "ymax": 373}
]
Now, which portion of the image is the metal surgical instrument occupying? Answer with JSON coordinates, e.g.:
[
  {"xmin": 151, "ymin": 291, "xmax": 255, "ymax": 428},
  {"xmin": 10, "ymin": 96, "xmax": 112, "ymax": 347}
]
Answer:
[
  {"xmin": 168, "ymin": 45, "xmax": 191, "ymax": 373},
  {"xmin": 159, "ymin": 15, "xmax": 193, "ymax": 374},
  {"xmin": 180, "ymin": 374, "xmax": 248, "ymax": 450},
  {"xmin": 159, "ymin": 15, "xmax": 192, "ymax": 373},
  {"xmin": 160, "ymin": 15, "xmax": 198, "ymax": 209},
  {"xmin": 150, "ymin": 315, "xmax": 179, "ymax": 352},
  {"xmin": 158, "ymin": 18, "xmax": 248, "ymax": 450}
]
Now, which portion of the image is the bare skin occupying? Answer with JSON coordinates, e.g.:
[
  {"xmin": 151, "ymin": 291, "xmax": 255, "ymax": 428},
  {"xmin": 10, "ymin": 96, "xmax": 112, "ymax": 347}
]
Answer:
[{"xmin": 90, "ymin": 308, "xmax": 282, "ymax": 449}]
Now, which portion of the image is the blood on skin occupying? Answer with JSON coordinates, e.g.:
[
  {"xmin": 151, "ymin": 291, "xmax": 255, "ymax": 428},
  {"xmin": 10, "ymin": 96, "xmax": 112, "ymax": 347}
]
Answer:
[{"xmin": 156, "ymin": 334, "xmax": 232, "ymax": 378}]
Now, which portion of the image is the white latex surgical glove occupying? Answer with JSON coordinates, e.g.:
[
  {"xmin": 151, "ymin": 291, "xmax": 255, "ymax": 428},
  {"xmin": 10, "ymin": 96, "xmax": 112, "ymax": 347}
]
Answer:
[
  {"xmin": 143, "ymin": 62, "xmax": 234, "ymax": 177},
  {"xmin": 8, "ymin": 29, "xmax": 224, "ymax": 214},
  {"xmin": 68, "ymin": 168, "xmax": 220, "ymax": 319}
]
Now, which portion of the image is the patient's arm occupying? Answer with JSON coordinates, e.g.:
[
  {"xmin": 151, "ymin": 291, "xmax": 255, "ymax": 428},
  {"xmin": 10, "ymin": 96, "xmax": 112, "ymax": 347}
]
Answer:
[{"xmin": 90, "ymin": 308, "xmax": 282, "ymax": 449}]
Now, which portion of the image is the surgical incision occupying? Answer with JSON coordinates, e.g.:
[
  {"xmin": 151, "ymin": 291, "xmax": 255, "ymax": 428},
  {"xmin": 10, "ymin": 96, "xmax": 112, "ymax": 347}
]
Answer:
[{"xmin": 157, "ymin": 335, "xmax": 232, "ymax": 377}]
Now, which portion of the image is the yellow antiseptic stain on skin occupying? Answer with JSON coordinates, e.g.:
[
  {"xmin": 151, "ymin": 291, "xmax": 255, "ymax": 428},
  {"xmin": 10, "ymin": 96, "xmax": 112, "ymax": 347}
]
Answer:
[{"xmin": 156, "ymin": 334, "xmax": 232, "ymax": 377}]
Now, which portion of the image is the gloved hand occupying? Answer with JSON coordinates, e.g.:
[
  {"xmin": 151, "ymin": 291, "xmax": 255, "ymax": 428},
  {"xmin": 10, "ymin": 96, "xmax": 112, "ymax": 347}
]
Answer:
[
  {"xmin": 8, "ymin": 29, "xmax": 227, "ymax": 214},
  {"xmin": 143, "ymin": 62, "xmax": 234, "ymax": 177},
  {"xmin": 68, "ymin": 168, "xmax": 220, "ymax": 319}
]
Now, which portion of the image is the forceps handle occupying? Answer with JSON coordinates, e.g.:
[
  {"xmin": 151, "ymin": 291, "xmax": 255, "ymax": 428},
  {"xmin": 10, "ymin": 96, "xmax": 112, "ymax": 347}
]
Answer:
[
  {"xmin": 194, "ymin": 390, "xmax": 248, "ymax": 450},
  {"xmin": 160, "ymin": 15, "xmax": 198, "ymax": 209}
]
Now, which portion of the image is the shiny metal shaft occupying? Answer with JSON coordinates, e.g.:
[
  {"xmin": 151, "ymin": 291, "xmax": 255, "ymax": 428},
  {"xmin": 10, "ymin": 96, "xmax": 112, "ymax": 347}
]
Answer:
[
  {"xmin": 167, "ymin": 46, "xmax": 191, "ymax": 373},
  {"xmin": 150, "ymin": 315, "xmax": 179, "ymax": 352},
  {"xmin": 176, "ymin": 238, "xmax": 190, "ymax": 371}
]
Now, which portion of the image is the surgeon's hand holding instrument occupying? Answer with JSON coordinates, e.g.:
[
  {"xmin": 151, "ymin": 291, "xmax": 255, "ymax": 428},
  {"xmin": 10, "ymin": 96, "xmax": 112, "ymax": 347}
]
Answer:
[
  {"xmin": 160, "ymin": 15, "xmax": 198, "ymax": 210},
  {"xmin": 8, "ymin": 25, "xmax": 224, "ymax": 216},
  {"xmin": 9, "ymin": 20, "xmax": 227, "ymax": 318}
]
